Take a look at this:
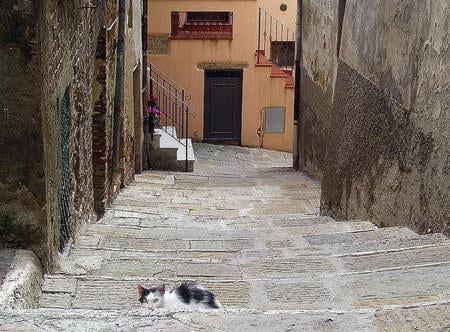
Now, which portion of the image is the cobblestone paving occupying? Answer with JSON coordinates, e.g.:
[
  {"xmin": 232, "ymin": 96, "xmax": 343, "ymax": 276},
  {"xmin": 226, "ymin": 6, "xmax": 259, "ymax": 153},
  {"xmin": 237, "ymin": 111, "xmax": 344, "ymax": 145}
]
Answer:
[{"xmin": 1, "ymin": 144, "xmax": 450, "ymax": 331}]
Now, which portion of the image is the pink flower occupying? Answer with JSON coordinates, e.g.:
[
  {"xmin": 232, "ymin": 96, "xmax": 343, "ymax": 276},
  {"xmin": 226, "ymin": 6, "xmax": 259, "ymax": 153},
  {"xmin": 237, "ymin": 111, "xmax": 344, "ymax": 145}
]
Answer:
[{"xmin": 146, "ymin": 107, "xmax": 161, "ymax": 116}]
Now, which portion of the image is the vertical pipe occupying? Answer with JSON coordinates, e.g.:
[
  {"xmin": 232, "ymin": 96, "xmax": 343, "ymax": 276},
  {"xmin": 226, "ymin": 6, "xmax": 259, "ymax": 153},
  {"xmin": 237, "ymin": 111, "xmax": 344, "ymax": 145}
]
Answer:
[
  {"xmin": 264, "ymin": 11, "xmax": 267, "ymax": 56},
  {"xmin": 142, "ymin": 0, "xmax": 148, "ymax": 93},
  {"xmin": 293, "ymin": 0, "xmax": 302, "ymax": 170},
  {"xmin": 257, "ymin": 7, "xmax": 261, "ymax": 63},
  {"xmin": 182, "ymin": 91, "xmax": 186, "ymax": 171},
  {"xmin": 185, "ymin": 105, "xmax": 189, "ymax": 172},
  {"xmin": 142, "ymin": 0, "xmax": 150, "ymax": 170},
  {"xmin": 113, "ymin": 0, "xmax": 126, "ymax": 171}
]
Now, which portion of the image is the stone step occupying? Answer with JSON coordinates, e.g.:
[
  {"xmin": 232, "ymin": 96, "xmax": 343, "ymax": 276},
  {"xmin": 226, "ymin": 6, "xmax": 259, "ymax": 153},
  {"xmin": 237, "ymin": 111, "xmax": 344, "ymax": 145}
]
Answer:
[
  {"xmin": 148, "ymin": 128, "xmax": 195, "ymax": 172},
  {"xmin": 304, "ymin": 226, "xmax": 450, "ymax": 254},
  {"xmin": 82, "ymin": 218, "xmax": 354, "ymax": 239},
  {"xmin": 0, "ymin": 307, "xmax": 366, "ymax": 331},
  {"xmin": 72, "ymin": 221, "xmax": 378, "ymax": 252},
  {"xmin": 4, "ymin": 304, "xmax": 450, "ymax": 332},
  {"xmin": 39, "ymin": 262, "xmax": 450, "ymax": 311},
  {"xmin": 98, "ymin": 212, "xmax": 333, "ymax": 228},
  {"xmin": 62, "ymin": 240, "xmax": 450, "ymax": 277}
]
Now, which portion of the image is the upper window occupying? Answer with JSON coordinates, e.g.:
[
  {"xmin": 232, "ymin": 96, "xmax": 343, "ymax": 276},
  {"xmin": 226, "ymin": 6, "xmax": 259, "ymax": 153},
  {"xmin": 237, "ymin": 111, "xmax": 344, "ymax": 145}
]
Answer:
[
  {"xmin": 186, "ymin": 12, "xmax": 231, "ymax": 24},
  {"xmin": 171, "ymin": 11, "xmax": 233, "ymax": 40}
]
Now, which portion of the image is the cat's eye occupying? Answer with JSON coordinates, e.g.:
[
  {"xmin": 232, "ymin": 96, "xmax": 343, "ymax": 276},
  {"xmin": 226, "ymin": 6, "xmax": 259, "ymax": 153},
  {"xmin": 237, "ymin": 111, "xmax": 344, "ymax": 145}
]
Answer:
[{"xmin": 152, "ymin": 298, "xmax": 158, "ymax": 303}]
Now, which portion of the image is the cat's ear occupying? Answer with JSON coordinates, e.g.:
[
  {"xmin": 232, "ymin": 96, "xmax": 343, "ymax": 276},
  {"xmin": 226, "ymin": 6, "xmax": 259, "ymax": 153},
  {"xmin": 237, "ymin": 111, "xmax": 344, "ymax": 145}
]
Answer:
[
  {"xmin": 156, "ymin": 284, "xmax": 165, "ymax": 294},
  {"xmin": 137, "ymin": 285, "xmax": 145, "ymax": 296}
]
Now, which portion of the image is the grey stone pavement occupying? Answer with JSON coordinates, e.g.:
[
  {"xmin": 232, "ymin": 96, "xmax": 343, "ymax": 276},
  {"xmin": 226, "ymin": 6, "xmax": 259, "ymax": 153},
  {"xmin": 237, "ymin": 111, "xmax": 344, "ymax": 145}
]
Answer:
[{"xmin": 1, "ymin": 144, "xmax": 450, "ymax": 331}]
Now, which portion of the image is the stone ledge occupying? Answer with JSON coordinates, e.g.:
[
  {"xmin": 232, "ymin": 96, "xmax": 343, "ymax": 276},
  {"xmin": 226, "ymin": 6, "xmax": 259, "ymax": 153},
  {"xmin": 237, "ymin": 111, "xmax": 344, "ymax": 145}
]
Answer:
[
  {"xmin": 0, "ymin": 249, "xmax": 43, "ymax": 309},
  {"xmin": 1, "ymin": 304, "xmax": 449, "ymax": 331}
]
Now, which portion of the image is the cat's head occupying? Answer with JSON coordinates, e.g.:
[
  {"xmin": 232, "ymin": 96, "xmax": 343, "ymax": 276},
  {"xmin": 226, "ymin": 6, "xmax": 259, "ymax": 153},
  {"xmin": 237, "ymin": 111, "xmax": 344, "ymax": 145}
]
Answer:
[{"xmin": 137, "ymin": 284, "xmax": 165, "ymax": 308}]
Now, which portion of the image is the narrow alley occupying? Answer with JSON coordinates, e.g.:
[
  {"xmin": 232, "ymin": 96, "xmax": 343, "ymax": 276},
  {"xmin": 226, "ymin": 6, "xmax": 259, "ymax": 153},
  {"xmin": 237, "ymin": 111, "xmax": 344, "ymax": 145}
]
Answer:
[{"xmin": 1, "ymin": 144, "xmax": 449, "ymax": 331}]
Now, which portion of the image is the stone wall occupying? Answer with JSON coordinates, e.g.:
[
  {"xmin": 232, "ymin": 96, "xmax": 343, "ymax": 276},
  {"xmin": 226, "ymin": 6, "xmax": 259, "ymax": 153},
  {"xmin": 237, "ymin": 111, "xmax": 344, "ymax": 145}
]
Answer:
[
  {"xmin": 298, "ymin": 0, "xmax": 339, "ymax": 178},
  {"xmin": 0, "ymin": 0, "xmax": 143, "ymax": 271},
  {"xmin": 0, "ymin": 0, "xmax": 47, "ymax": 264},
  {"xmin": 298, "ymin": 0, "xmax": 449, "ymax": 234}
]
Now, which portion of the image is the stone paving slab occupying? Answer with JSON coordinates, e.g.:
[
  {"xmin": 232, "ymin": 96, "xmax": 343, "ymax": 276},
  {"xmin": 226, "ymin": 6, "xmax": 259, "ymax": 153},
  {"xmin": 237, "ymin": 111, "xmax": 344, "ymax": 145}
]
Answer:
[
  {"xmin": 240, "ymin": 257, "xmax": 336, "ymax": 278},
  {"xmin": 2, "ymin": 305, "xmax": 450, "ymax": 332}
]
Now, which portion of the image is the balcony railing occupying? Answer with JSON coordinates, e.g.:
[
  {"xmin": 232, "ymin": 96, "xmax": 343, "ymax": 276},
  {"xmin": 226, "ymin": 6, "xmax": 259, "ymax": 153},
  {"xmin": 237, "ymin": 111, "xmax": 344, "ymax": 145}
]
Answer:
[
  {"xmin": 171, "ymin": 11, "xmax": 233, "ymax": 40},
  {"xmin": 257, "ymin": 7, "xmax": 295, "ymax": 70}
]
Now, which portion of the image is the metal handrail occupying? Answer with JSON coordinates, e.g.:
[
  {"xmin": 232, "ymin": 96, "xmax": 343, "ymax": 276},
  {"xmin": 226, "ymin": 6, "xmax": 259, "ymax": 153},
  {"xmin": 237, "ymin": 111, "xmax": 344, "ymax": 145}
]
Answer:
[
  {"xmin": 148, "ymin": 63, "xmax": 195, "ymax": 171},
  {"xmin": 257, "ymin": 7, "xmax": 296, "ymax": 70},
  {"xmin": 147, "ymin": 65, "xmax": 191, "ymax": 100}
]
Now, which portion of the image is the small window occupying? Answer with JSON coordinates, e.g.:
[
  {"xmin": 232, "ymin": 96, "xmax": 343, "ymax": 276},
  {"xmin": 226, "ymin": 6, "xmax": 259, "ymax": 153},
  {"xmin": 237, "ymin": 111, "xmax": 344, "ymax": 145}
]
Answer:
[
  {"xmin": 264, "ymin": 107, "xmax": 286, "ymax": 134},
  {"xmin": 186, "ymin": 12, "xmax": 231, "ymax": 24},
  {"xmin": 171, "ymin": 11, "xmax": 233, "ymax": 39}
]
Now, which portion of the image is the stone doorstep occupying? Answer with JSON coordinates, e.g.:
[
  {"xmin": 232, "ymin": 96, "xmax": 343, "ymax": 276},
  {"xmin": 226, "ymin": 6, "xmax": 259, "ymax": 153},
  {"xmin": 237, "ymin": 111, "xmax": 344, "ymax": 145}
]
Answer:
[{"xmin": 0, "ymin": 249, "xmax": 43, "ymax": 310}]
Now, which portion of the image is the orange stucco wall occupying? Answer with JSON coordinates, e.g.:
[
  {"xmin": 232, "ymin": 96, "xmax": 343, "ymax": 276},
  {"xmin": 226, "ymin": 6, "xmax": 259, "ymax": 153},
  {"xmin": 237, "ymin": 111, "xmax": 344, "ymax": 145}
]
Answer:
[
  {"xmin": 149, "ymin": 0, "xmax": 294, "ymax": 152},
  {"xmin": 257, "ymin": 0, "xmax": 297, "ymax": 32}
]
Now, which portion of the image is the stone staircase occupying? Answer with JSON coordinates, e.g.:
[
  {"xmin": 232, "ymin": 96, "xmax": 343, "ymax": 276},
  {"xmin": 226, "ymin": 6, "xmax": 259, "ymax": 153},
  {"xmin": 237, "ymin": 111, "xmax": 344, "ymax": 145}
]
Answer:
[
  {"xmin": 1, "ymin": 144, "xmax": 449, "ymax": 331},
  {"xmin": 148, "ymin": 126, "xmax": 195, "ymax": 172}
]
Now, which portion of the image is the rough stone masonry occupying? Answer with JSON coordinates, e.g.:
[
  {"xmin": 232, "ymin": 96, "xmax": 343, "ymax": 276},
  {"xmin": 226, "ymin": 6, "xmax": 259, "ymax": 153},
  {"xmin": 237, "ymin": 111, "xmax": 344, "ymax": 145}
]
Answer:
[
  {"xmin": 297, "ymin": 0, "xmax": 449, "ymax": 234},
  {"xmin": 0, "ymin": 0, "xmax": 143, "ymax": 271}
]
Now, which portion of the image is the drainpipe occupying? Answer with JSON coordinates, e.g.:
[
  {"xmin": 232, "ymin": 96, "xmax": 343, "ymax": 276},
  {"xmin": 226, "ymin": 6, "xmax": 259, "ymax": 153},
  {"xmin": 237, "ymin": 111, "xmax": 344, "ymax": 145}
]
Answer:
[
  {"xmin": 292, "ymin": 0, "xmax": 302, "ymax": 170},
  {"xmin": 142, "ymin": 0, "xmax": 150, "ymax": 169},
  {"xmin": 142, "ymin": 0, "xmax": 148, "ymax": 97},
  {"xmin": 112, "ymin": 0, "xmax": 126, "ymax": 171}
]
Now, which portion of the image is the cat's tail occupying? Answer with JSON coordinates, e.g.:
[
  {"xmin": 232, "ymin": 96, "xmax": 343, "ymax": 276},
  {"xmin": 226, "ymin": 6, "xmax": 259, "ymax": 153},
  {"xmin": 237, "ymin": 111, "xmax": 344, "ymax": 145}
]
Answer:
[
  {"xmin": 210, "ymin": 294, "xmax": 222, "ymax": 309},
  {"xmin": 214, "ymin": 298, "xmax": 223, "ymax": 309}
]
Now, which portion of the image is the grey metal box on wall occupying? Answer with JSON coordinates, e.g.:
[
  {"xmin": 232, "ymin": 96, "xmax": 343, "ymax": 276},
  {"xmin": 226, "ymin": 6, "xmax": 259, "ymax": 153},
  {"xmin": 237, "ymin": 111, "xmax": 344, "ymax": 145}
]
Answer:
[{"xmin": 263, "ymin": 107, "xmax": 286, "ymax": 134}]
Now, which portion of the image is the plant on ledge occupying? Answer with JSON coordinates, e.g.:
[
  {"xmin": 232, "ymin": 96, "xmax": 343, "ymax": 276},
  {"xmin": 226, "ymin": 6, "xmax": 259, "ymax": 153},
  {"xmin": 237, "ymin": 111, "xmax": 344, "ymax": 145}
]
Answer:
[{"xmin": 146, "ymin": 95, "xmax": 161, "ymax": 139}]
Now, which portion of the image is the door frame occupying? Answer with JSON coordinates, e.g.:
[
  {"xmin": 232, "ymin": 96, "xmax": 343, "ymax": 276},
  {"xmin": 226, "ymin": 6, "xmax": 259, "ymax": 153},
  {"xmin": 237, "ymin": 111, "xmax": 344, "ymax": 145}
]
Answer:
[{"xmin": 203, "ymin": 69, "xmax": 243, "ymax": 145}]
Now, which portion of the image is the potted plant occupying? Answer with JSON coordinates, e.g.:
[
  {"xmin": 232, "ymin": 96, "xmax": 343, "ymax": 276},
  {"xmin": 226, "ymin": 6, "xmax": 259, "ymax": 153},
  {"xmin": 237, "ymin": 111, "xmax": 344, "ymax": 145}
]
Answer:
[{"xmin": 146, "ymin": 95, "xmax": 161, "ymax": 139}]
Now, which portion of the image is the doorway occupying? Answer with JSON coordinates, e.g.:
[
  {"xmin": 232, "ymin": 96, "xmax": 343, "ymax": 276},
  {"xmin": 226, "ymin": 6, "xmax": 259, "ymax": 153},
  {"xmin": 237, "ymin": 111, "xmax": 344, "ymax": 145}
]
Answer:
[{"xmin": 204, "ymin": 70, "xmax": 243, "ymax": 144}]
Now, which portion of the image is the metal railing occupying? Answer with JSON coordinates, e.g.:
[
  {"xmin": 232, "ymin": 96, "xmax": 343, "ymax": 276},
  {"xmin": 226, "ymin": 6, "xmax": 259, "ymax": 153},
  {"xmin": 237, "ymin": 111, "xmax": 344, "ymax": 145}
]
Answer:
[
  {"xmin": 257, "ymin": 7, "xmax": 295, "ymax": 71},
  {"xmin": 147, "ymin": 64, "xmax": 194, "ymax": 171}
]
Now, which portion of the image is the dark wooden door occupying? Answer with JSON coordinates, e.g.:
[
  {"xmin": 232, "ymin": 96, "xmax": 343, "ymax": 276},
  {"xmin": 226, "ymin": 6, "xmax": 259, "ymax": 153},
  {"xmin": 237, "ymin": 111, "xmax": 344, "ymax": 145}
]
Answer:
[{"xmin": 204, "ymin": 70, "xmax": 242, "ymax": 143}]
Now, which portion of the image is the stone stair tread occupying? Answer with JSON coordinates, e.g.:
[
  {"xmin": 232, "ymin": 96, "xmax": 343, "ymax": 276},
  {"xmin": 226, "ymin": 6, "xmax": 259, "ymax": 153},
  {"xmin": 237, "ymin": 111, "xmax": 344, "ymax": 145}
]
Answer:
[
  {"xmin": 149, "ymin": 127, "xmax": 195, "ymax": 171},
  {"xmin": 54, "ymin": 240, "xmax": 450, "ymax": 284},
  {"xmin": 305, "ymin": 227, "xmax": 450, "ymax": 254},
  {"xmin": 176, "ymin": 139, "xmax": 195, "ymax": 161},
  {"xmin": 39, "ymin": 263, "xmax": 450, "ymax": 312},
  {"xmin": 4, "ymin": 305, "xmax": 449, "ymax": 332}
]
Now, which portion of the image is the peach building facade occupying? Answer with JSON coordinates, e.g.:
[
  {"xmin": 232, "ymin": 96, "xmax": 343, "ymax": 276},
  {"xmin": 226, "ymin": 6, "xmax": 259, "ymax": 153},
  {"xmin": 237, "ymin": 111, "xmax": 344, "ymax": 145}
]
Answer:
[{"xmin": 148, "ymin": 0, "xmax": 296, "ymax": 152}]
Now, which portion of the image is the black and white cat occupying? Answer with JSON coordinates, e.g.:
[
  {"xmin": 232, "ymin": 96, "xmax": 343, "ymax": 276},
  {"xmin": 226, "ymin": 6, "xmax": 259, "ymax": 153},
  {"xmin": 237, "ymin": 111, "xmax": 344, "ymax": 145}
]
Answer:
[{"xmin": 138, "ymin": 282, "xmax": 222, "ymax": 310}]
